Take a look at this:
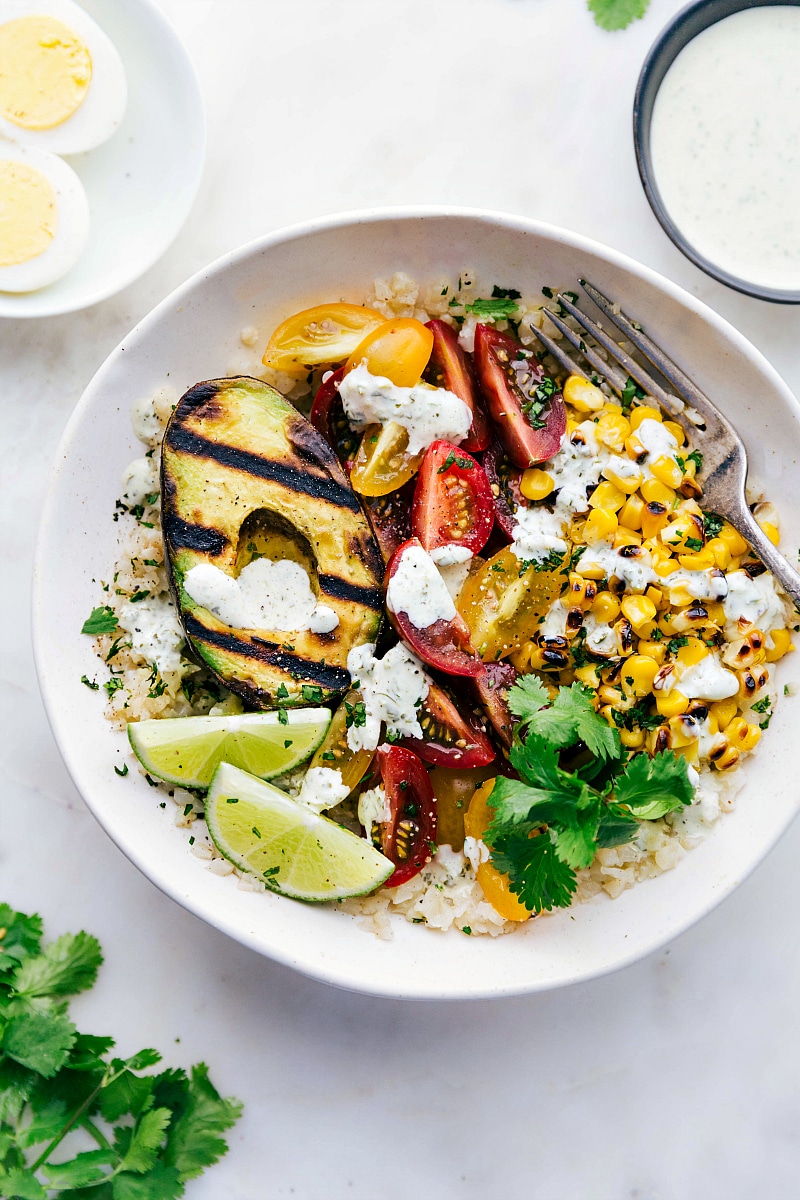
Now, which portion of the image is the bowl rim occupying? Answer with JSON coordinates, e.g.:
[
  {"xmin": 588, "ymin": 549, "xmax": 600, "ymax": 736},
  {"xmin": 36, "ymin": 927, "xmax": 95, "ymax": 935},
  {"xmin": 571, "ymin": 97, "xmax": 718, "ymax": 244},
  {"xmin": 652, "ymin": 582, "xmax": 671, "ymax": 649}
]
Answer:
[
  {"xmin": 32, "ymin": 204, "xmax": 800, "ymax": 999},
  {"xmin": 633, "ymin": 0, "xmax": 800, "ymax": 305}
]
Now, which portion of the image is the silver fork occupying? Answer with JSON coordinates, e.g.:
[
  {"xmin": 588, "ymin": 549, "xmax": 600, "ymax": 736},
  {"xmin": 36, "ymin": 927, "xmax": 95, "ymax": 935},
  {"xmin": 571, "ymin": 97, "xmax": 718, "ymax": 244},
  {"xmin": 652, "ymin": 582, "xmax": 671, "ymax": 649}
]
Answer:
[{"xmin": 529, "ymin": 282, "xmax": 800, "ymax": 613}]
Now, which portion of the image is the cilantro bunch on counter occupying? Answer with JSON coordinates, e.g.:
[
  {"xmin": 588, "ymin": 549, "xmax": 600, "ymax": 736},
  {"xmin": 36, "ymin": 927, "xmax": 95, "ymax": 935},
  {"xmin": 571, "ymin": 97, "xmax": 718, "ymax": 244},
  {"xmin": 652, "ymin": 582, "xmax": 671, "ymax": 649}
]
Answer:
[
  {"xmin": 0, "ymin": 906, "xmax": 242, "ymax": 1199},
  {"xmin": 588, "ymin": 0, "xmax": 650, "ymax": 32},
  {"xmin": 485, "ymin": 680, "xmax": 693, "ymax": 913}
]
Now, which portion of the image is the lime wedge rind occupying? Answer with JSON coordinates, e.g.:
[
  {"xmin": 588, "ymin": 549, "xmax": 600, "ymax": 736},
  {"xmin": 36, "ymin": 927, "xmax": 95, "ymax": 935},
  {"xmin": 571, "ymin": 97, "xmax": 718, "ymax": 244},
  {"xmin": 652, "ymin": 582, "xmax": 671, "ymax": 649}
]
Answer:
[
  {"xmin": 205, "ymin": 762, "xmax": 393, "ymax": 902},
  {"xmin": 127, "ymin": 709, "xmax": 331, "ymax": 789}
]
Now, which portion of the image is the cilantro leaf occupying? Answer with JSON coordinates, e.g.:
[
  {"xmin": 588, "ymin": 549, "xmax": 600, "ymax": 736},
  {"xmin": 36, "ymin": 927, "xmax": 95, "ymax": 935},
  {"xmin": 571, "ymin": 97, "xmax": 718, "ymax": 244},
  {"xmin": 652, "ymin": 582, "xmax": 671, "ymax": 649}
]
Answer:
[
  {"xmin": 490, "ymin": 832, "xmax": 578, "ymax": 912},
  {"xmin": 41, "ymin": 1149, "xmax": 116, "ymax": 1189},
  {"xmin": 0, "ymin": 1167, "xmax": 47, "ymax": 1199},
  {"xmin": 3, "ymin": 1010, "xmax": 76, "ymax": 1077},
  {"xmin": 588, "ymin": 0, "xmax": 650, "ymax": 33},
  {"xmin": 81, "ymin": 606, "xmax": 119, "ymax": 635},
  {"xmin": 12, "ymin": 931, "xmax": 102, "ymax": 1001},
  {"xmin": 162, "ymin": 1063, "xmax": 243, "ymax": 1181},
  {"xmin": 596, "ymin": 804, "xmax": 640, "ymax": 848},
  {"xmin": 552, "ymin": 792, "xmax": 602, "ymax": 870},
  {"xmin": 614, "ymin": 751, "xmax": 694, "ymax": 819},
  {"xmin": 111, "ymin": 1162, "xmax": 184, "ymax": 1200},
  {"xmin": 119, "ymin": 1107, "xmax": 173, "ymax": 1174},
  {"xmin": 464, "ymin": 296, "xmax": 519, "ymax": 319},
  {"xmin": 518, "ymin": 682, "xmax": 620, "ymax": 762},
  {"xmin": 0, "ymin": 907, "xmax": 43, "ymax": 972},
  {"xmin": 16, "ymin": 1098, "xmax": 69, "ymax": 1149},
  {"xmin": 506, "ymin": 675, "xmax": 550, "ymax": 725}
]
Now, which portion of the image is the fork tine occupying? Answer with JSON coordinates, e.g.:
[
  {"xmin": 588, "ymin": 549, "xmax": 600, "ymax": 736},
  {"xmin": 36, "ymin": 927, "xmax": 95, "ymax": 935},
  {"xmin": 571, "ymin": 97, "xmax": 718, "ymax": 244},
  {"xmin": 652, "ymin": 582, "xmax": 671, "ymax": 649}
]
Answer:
[
  {"xmin": 579, "ymin": 281, "xmax": 728, "ymax": 431},
  {"xmin": 535, "ymin": 307, "xmax": 628, "ymax": 393},
  {"xmin": 553, "ymin": 291, "xmax": 686, "ymax": 419},
  {"xmin": 527, "ymin": 322, "xmax": 593, "ymax": 383}
]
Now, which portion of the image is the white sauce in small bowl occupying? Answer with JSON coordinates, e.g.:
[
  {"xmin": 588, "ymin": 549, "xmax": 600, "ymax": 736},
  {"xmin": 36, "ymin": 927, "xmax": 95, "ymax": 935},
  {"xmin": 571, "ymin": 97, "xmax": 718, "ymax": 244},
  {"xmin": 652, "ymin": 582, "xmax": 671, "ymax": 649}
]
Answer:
[{"xmin": 650, "ymin": 5, "xmax": 800, "ymax": 293}]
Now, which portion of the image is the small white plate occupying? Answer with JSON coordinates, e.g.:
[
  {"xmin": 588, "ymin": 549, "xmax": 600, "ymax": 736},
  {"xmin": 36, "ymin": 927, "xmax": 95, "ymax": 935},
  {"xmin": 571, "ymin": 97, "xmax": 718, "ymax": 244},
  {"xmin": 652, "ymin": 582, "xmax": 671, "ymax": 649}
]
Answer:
[
  {"xmin": 0, "ymin": 0, "xmax": 205, "ymax": 318},
  {"xmin": 32, "ymin": 208, "xmax": 800, "ymax": 999}
]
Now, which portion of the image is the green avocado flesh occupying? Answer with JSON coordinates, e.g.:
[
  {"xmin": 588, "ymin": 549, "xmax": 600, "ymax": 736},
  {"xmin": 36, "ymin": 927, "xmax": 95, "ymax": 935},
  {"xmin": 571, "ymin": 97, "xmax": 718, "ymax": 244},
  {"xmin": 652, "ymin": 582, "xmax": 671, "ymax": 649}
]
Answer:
[{"xmin": 161, "ymin": 377, "xmax": 384, "ymax": 708}]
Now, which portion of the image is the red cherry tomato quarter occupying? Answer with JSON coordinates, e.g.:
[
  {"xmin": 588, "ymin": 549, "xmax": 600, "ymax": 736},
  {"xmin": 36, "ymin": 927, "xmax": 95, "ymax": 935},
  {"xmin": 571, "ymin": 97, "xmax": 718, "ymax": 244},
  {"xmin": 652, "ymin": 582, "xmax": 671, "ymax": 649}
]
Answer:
[
  {"xmin": 309, "ymin": 367, "xmax": 360, "ymax": 470},
  {"xmin": 411, "ymin": 440, "xmax": 495, "ymax": 559},
  {"xmin": 473, "ymin": 660, "xmax": 519, "ymax": 749},
  {"xmin": 385, "ymin": 538, "xmax": 481, "ymax": 678},
  {"xmin": 481, "ymin": 439, "xmax": 526, "ymax": 541},
  {"xmin": 375, "ymin": 744, "xmax": 437, "ymax": 887},
  {"xmin": 473, "ymin": 324, "xmax": 566, "ymax": 468},
  {"xmin": 425, "ymin": 319, "xmax": 491, "ymax": 452},
  {"xmin": 402, "ymin": 678, "xmax": 495, "ymax": 768}
]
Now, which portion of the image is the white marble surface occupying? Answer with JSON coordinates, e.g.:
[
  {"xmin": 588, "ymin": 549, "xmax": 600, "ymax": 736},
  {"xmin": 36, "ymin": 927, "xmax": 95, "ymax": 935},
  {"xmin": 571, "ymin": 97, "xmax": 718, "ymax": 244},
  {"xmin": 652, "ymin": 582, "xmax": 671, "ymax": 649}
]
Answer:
[{"xmin": 2, "ymin": 1, "xmax": 799, "ymax": 1196}]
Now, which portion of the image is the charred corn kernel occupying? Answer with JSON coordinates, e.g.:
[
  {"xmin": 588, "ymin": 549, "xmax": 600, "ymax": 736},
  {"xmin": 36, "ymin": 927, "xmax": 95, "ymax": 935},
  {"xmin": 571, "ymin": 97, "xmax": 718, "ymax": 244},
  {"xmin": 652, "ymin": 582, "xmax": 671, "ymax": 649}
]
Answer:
[
  {"xmin": 676, "ymin": 638, "xmax": 709, "ymax": 667},
  {"xmin": 638, "ymin": 639, "xmax": 667, "ymax": 664},
  {"xmin": 647, "ymin": 725, "xmax": 672, "ymax": 755},
  {"xmin": 668, "ymin": 714, "xmax": 698, "ymax": 748},
  {"xmin": 766, "ymin": 628, "xmax": 794, "ymax": 662},
  {"xmin": 726, "ymin": 717, "xmax": 761, "ymax": 751},
  {"xmin": 629, "ymin": 405, "xmax": 662, "ymax": 430},
  {"xmin": 641, "ymin": 502, "xmax": 669, "ymax": 540},
  {"xmin": 613, "ymin": 528, "xmax": 642, "ymax": 549},
  {"xmin": 718, "ymin": 523, "xmax": 749, "ymax": 556},
  {"xmin": 650, "ymin": 455, "xmax": 684, "ymax": 489},
  {"xmin": 620, "ymin": 595, "xmax": 657, "ymax": 631},
  {"xmin": 656, "ymin": 689, "xmax": 690, "ymax": 718},
  {"xmin": 646, "ymin": 584, "xmax": 664, "ymax": 608},
  {"xmin": 618, "ymin": 493, "xmax": 645, "ymax": 531},
  {"xmin": 663, "ymin": 420, "xmax": 685, "ymax": 445},
  {"xmin": 520, "ymin": 468, "xmax": 554, "ymax": 501},
  {"xmin": 760, "ymin": 521, "xmax": 780, "ymax": 546},
  {"xmin": 710, "ymin": 697, "xmax": 738, "ymax": 730},
  {"xmin": 706, "ymin": 537, "xmax": 731, "ymax": 569},
  {"xmin": 591, "ymin": 592, "xmax": 620, "ymax": 623},
  {"xmin": 713, "ymin": 744, "xmax": 740, "ymax": 771},
  {"xmin": 575, "ymin": 664, "xmax": 602, "ymax": 689},
  {"xmin": 723, "ymin": 631, "xmax": 767, "ymax": 669},
  {"xmin": 677, "ymin": 548, "xmax": 716, "ymax": 571},
  {"xmin": 598, "ymin": 685, "xmax": 623, "ymax": 706},
  {"xmin": 589, "ymin": 481, "xmax": 627, "ymax": 512},
  {"xmin": 625, "ymin": 434, "xmax": 647, "ymax": 461},
  {"xmin": 584, "ymin": 507, "xmax": 618, "ymax": 544},
  {"xmin": 621, "ymin": 654, "xmax": 660, "ymax": 694},
  {"xmin": 567, "ymin": 572, "xmax": 598, "ymax": 608},
  {"xmin": 737, "ymin": 664, "xmax": 770, "ymax": 701},
  {"xmin": 614, "ymin": 617, "xmax": 636, "ymax": 656},
  {"xmin": 564, "ymin": 374, "xmax": 605, "ymax": 412},
  {"xmin": 620, "ymin": 727, "xmax": 646, "ymax": 749},
  {"xmin": 595, "ymin": 411, "xmax": 631, "ymax": 450},
  {"xmin": 640, "ymin": 477, "xmax": 676, "ymax": 507}
]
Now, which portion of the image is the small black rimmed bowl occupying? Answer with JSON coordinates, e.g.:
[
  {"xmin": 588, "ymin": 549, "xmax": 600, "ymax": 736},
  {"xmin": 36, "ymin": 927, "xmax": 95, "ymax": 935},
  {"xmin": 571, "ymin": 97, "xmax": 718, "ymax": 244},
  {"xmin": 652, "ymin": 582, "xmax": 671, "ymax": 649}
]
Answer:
[{"xmin": 633, "ymin": 0, "xmax": 800, "ymax": 305}]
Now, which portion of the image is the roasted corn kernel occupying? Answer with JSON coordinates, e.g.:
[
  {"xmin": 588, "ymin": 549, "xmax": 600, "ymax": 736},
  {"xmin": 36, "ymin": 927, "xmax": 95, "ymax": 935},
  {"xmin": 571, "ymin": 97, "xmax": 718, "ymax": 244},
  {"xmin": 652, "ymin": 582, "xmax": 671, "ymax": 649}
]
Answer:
[
  {"xmin": 588, "ymin": 480, "xmax": 626, "ymax": 512},
  {"xmin": 563, "ymin": 374, "xmax": 605, "ymax": 412},
  {"xmin": 520, "ymin": 468, "xmax": 554, "ymax": 501},
  {"xmin": 640, "ymin": 477, "xmax": 676, "ymax": 507},
  {"xmin": 621, "ymin": 654, "xmax": 660, "ymax": 695},
  {"xmin": 618, "ymin": 493, "xmax": 645, "ymax": 531},
  {"xmin": 765, "ymin": 628, "xmax": 794, "ymax": 662},
  {"xmin": 726, "ymin": 717, "xmax": 761, "ymax": 751},
  {"xmin": 650, "ymin": 455, "xmax": 684, "ymax": 490},
  {"xmin": 629, "ymin": 405, "xmax": 662, "ymax": 430},
  {"xmin": 595, "ymin": 411, "xmax": 631, "ymax": 450},
  {"xmin": 584, "ymin": 508, "xmax": 618, "ymax": 544},
  {"xmin": 656, "ymin": 689, "xmax": 690, "ymax": 718},
  {"xmin": 710, "ymin": 697, "xmax": 738, "ymax": 731},
  {"xmin": 620, "ymin": 594, "xmax": 657, "ymax": 631}
]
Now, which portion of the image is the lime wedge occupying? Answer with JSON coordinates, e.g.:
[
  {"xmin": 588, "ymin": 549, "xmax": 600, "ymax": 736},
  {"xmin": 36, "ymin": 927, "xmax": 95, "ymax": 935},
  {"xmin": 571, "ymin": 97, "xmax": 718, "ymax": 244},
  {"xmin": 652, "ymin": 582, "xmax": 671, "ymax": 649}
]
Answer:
[
  {"xmin": 206, "ymin": 763, "xmax": 394, "ymax": 901},
  {"xmin": 127, "ymin": 709, "xmax": 331, "ymax": 789}
]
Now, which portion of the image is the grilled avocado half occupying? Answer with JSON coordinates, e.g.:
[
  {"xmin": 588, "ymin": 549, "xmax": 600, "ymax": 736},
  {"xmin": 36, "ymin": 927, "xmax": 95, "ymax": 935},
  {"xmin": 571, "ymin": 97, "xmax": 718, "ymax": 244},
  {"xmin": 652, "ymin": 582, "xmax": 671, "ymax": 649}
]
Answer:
[{"xmin": 161, "ymin": 377, "xmax": 384, "ymax": 708}]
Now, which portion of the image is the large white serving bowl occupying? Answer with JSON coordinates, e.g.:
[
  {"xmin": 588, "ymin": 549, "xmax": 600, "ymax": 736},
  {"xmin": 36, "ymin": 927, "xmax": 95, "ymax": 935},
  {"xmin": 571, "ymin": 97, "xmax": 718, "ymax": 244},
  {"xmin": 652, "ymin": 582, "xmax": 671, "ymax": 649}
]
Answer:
[{"xmin": 32, "ymin": 208, "xmax": 800, "ymax": 1000}]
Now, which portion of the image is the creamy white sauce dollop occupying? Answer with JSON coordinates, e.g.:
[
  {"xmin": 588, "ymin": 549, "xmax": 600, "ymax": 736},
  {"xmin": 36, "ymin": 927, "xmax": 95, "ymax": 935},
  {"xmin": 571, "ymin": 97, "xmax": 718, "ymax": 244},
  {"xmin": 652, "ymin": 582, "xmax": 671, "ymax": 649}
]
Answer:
[
  {"xmin": 338, "ymin": 364, "xmax": 472, "ymax": 455},
  {"xmin": 183, "ymin": 559, "xmax": 339, "ymax": 634},
  {"xmin": 296, "ymin": 766, "xmax": 350, "ymax": 814},
  {"xmin": 650, "ymin": 6, "xmax": 800, "ymax": 292},
  {"xmin": 345, "ymin": 642, "xmax": 429, "ymax": 753},
  {"xmin": 386, "ymin": 542, "xmax": 458, "ymax": 628}
]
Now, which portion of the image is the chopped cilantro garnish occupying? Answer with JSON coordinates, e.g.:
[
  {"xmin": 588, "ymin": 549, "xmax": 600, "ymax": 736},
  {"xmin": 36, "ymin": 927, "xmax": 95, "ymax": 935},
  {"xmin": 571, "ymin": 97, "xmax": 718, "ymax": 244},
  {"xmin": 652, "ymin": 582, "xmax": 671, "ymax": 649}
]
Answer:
[
  {"xmin": 620, "ymin": 376, "xmax": 645, "ymax": 413},
  {"xmin": 81, "ymin": 605, "xmax": 118, "ymax": 635},
  {"xmin": 687, "ymin": 450, "xmax": 703, "ymax": 471},
  {"xmin": 588, "ymin": 0, "xmax": 651, "ymax": 33},
  {"xmin": 129, "ymin": 590, "xmax": 150, "ymax": 603},
  {"xmin": 684, "ymin": 536, "xmax": 704, "ymax": 551},
  {"xmin": 114, "ymin": 763, "xmax": 129, "ymax": 777},
  {"xmin": 464, "ymin": 296, "xmax": 519, "ymax": 320},
  {"xmin": 666, "ymin": 635, "xmax": 689, "ymax": 655},
  {"xmin": 301, "ymin": 684, "xmax": 324, "ymax": 704},
  {"xmin": 703, "ymin": 511, "xmax": 724, "ymax": 539},
  {"xmin": 81, "ymin": 675, "xmax": 99, "ymax": 690}
]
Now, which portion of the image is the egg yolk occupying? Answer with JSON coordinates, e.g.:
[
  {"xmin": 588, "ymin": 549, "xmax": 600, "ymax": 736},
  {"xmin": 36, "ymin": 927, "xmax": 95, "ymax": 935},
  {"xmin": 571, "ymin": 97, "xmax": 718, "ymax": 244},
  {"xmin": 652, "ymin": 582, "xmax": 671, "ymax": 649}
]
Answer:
[
  {"xmin": 0, "ymin": 16, "xmax": 92, "ymax": 130},
  {"xmin": 0, "ymin": 160, "xmax": 57, "ymax": 266}
]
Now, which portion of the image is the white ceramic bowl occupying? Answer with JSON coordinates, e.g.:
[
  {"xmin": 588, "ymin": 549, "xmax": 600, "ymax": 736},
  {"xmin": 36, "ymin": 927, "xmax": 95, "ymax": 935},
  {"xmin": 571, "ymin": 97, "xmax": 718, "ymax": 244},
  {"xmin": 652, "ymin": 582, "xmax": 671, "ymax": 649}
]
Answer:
[
  {"xmin": 33, "ymin": 208, "xmax": 800, "ymax": 999},
  {"xmin": 0, "ymin": 0, "xmax": 205, "ymax": 318}
]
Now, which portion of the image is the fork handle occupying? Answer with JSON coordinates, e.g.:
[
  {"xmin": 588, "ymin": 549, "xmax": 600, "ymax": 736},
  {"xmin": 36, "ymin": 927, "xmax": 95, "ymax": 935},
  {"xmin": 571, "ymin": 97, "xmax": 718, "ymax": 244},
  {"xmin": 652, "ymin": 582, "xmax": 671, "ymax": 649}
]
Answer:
[{"xmin": 728, "ymin": 505, "xmax": 800, "ymax": 614}]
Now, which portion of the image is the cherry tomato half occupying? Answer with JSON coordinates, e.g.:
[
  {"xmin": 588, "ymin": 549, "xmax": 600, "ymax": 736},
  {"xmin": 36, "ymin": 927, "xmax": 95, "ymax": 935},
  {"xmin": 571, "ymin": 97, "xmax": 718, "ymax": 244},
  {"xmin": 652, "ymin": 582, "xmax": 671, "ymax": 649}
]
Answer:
[
  {"xmin": 385, "ymin": 538, "xmax": 482, "ymax": 678},
  {"xmin": 402, "ymin": 678, "xmax": 495, "ymax": 769},
  {"xmin": 308, "ymin": 688, "xmax": 374, "ymax": 794},
  {"xmin": 263, "ymin": 303, "xmax": 385, "ymax": 376},
  {"xmin": 309, "ymin": 367, "xmax": 360, "ymax": 470},
  {"xmin": 473, "ymin": 324, "xmax": 566, "ymax": 468},
  {"xmin": 424, "ymin": 319, "xmax": 491, "ymax": 452},
  {"xmin": 427, "ymin": 764, "xmax": 498, "ymax": 851},
  {"xmin": 465, "ymin": 780, "xmax": 531, "ymax": 922},
  {"xmin": 375, "ymin": 744, "xmax": 437, "ymax": 887},
  {"xmin": 456, "ymin": 545, "xmax": 564, "ymax": 662},
  {"xmin": 349, "ymin": 421, "xmax": 423, "ymax": 497},
  {"xmin": 473, "ymin": 660, "xmax": 519, "ymax": 749},
  {"xmin": 411, "ymin": 441, "xmax": 495, "ymax": 560},
  {"xmin": 346, "ymin": 318, "xmax": 433, "ymax": 387},
  {"xmin": 363, "ymin": 480, "xmax": 414, "ymax": 565},
  {"xmin": 481, "ymin": 439, "xmax": 526, "ymax": 541}
]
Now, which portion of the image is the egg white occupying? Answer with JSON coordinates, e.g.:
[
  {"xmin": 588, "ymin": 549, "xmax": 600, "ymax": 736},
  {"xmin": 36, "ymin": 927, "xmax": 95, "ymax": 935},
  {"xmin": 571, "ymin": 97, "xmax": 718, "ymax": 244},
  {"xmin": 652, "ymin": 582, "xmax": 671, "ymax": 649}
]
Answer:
[
  {"xmin": 0, "ymin": 0, "xmax": 127, "ymax": 154},
  {"xmin": 0, "ymin": 140, "xmax": 90, "ymax": 291}
]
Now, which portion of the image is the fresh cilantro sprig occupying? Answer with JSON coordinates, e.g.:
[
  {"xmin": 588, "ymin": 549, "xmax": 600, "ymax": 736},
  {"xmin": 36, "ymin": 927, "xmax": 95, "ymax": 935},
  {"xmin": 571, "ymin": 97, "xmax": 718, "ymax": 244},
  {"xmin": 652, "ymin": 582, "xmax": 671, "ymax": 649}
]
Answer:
[
  {"xmin": 81, "ymin": 607, "xmax": 118, "ymax": 636},
  {"xmin": 588, "ymin": 0, "xmax": 650, "ymax": 32},
  {"xmin": 0, "ymin": 905, "xmax": 242, "ymax": 1198},
  {"xmin": 485, "ymin": 682, "xmax": 694, "ymax": 913}
]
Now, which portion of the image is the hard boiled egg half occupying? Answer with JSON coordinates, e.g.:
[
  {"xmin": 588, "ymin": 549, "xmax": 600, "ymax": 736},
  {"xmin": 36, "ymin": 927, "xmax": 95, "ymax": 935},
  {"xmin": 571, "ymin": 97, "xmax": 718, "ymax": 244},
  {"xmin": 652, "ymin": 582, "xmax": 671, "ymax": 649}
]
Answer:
[
  {"xmin": 0, "ymin": 0, "xmax": 127, "ymax": 155},
  {"xmin": 0, "ymin": 140, "xmax": 89, "ymax": 291}
]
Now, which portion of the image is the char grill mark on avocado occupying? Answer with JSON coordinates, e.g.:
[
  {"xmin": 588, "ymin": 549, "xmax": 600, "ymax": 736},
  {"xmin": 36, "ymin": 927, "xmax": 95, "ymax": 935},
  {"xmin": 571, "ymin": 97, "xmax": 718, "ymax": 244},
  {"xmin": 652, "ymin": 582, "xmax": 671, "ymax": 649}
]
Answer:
[
  {"xmin": 161, "ymin": 510, "xmax": 229, "ymax": 557},
  {"xmin": 164, "ymin": 424, "xmax": 362, "ymax": 513},
  {"xmin": 182, "ymin": 614, "xmax": 350, "ymax": 689},
  {"xmin": 318, "ymin": 574, "xmax": 383, "ymax": 610}
]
